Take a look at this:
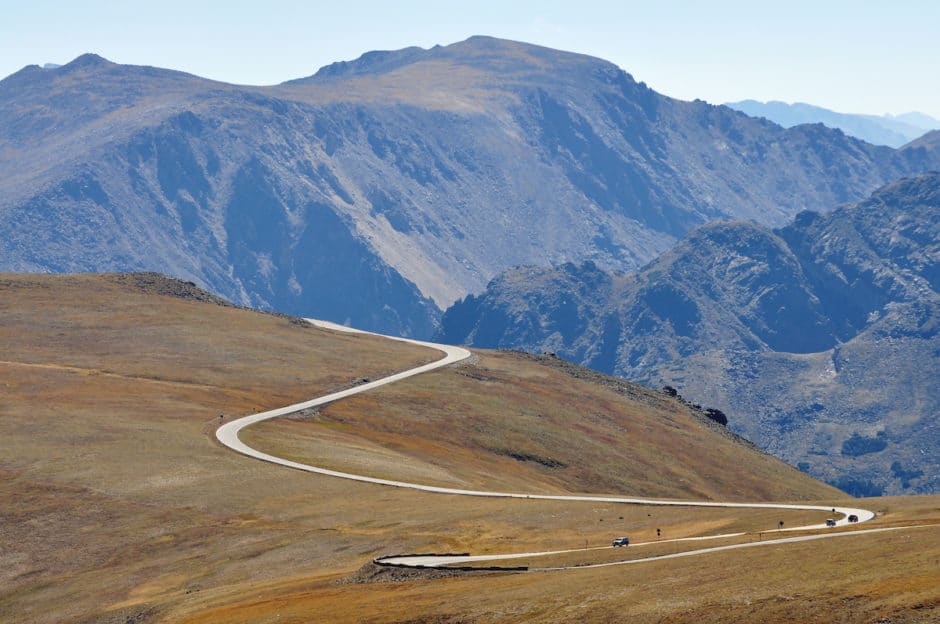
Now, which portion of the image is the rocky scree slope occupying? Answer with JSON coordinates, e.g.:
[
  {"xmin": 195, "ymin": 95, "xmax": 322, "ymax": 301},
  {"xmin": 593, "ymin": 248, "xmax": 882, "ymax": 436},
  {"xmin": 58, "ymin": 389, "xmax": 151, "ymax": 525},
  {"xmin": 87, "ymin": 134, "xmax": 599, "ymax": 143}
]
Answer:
[
  {"xmin": 2, "ymin": 37, "xmax": 939, "ymax": 336},
  {"xmin": 439, "ymin": 173, "xmax": 940, "ymax": 495}
]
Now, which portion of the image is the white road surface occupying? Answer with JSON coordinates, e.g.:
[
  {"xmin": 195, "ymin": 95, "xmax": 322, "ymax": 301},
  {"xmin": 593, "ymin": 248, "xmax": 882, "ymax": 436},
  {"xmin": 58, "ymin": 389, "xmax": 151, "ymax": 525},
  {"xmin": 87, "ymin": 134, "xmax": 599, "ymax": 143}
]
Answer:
[
  {"xmin": 379, "ymin": 526, "xmax": 922, "ymax": 570},
  {"xmin": 216, "ymin": 319, "xmax": 878, "ymax": 570}
]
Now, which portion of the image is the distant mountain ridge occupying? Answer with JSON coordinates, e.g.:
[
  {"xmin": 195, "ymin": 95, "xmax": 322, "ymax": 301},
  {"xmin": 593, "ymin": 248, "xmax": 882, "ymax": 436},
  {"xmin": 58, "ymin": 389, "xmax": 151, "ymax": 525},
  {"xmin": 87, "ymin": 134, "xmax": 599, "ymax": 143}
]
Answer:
[
  {"xmin": 439, "ymin": 173, "xmax": 940, "ymax": 495},
  {"xmin": 2, "ymin": 37, "xmax": 940, "ymax": 337},
  {"xmin": 726, "ymin": 100, "xmax": 940, "ymax": 148}
]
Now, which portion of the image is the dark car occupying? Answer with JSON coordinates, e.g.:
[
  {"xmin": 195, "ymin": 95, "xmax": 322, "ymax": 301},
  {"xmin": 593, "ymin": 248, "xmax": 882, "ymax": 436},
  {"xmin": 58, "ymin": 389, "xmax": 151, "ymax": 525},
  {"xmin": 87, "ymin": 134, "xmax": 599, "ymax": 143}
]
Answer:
[
  {"xmin": 612, "ymin": 536, "xmax": 630, "ymax": 547},
  {"xmin": 826, "ymin": 519, "xmax": 837, "ymax": 527},
  {"xmin": 848, "ymin": 514, "xmax": 859, "ymax": 523}
]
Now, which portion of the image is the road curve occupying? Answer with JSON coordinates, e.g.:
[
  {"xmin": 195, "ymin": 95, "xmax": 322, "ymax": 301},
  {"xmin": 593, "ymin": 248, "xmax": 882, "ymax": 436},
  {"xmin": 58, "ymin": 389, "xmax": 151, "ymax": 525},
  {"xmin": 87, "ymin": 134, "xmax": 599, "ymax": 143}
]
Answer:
[
  {"xmin": 378, "ymin": 526, "xmax": 923, "ymax": 570},
  {"xmin": 216, "ymin": 319, "xmax": 472, "ymax": 487},
  {"xmin": 216, "ymin": 319, "xmax": 876, "ymax": 569}
]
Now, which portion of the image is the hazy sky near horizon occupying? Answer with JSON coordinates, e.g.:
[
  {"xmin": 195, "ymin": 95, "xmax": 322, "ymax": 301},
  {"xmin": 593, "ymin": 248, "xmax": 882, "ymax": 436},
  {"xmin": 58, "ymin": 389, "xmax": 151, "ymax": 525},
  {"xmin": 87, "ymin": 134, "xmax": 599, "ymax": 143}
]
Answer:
[{"xmin": 3, "ymin": 0, "xmax": 939, "ymax": 119}]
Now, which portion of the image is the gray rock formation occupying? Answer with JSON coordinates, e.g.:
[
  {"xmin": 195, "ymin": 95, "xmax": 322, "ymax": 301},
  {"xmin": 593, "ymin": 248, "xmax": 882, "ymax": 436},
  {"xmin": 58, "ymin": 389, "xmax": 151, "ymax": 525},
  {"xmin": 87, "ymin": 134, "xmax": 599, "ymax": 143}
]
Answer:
[
  {"xmin": 440, "ymin": 174, "xmax": 940, "ymax": 495},
  {"xmin": 3, "ymin": 38, "xmax": 939, "ymax": 336}
]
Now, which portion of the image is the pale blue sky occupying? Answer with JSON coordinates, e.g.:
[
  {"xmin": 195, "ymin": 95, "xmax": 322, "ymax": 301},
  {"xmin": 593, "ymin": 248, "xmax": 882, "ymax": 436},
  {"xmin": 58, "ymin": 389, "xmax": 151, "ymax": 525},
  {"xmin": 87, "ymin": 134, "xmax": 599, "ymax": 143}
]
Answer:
[{"xmin": 3, "ymin": 1, "xmax": 939, "ymax": 118}]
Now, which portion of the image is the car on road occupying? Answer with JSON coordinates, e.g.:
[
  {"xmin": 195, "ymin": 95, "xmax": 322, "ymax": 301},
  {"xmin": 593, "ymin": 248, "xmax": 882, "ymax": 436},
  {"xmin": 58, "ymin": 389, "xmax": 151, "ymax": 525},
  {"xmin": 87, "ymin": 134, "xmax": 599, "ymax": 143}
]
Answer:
[
  {"xmin": 848, "ymin": 514, "xmax": 859, "ymax": 523},
  {"xmin": 612, "ymin": 536, "xmax": 630, "ymax": 547},
  {"xmin": 826, "ymin": 519, "xmax": 837, "ymax": 527}
]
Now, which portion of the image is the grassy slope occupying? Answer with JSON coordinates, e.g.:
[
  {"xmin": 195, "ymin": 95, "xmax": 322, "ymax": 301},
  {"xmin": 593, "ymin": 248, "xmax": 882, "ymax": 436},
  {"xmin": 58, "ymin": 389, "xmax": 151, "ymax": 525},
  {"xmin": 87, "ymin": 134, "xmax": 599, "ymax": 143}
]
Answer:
[
  {"xmin": 0, "ymin": 273, "xmax": 436, "ymax": 622},
  {"xmin": 173, "ymin": 512, "xmax": 940, "ymax": 624},
  {"xmin": 245, "ymin": 351, "xmax": 842, "ymax": 502},
  {"xmin": 1, "ymin": 273, "xmax": 937, "ymax": 624}
]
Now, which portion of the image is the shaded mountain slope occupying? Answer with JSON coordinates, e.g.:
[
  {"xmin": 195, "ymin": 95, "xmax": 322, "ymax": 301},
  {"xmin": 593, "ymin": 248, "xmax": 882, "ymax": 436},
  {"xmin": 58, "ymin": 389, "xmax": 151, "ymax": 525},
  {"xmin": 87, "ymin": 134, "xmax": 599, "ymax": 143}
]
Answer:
[
  {"xmin": 440, "ymin": 173, "xmax": 940, "ymax": 494},
  {"xmin": 2, "ymin": 37, "xmax": 939, "ymax": 336}
]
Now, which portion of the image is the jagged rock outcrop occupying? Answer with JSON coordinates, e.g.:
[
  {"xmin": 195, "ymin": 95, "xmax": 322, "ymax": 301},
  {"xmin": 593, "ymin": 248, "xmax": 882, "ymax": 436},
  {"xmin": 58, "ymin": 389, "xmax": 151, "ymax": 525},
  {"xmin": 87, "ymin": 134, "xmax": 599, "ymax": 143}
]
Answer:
[{"xmin": 440, "ymin": 174, "xmax": 940, "ymax": 495}]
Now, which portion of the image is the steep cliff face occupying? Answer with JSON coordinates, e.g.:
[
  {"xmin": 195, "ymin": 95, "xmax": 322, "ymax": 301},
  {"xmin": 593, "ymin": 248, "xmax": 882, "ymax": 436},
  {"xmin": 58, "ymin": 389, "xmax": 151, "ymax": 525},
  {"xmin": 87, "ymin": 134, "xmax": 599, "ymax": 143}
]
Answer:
[
  {"xmin": 2, "ymin": 37, "xmax": 938, "ymax": 336},
  {"xmin": 440, "ymin": 174, "xmax": 940, "ymax": 495}
]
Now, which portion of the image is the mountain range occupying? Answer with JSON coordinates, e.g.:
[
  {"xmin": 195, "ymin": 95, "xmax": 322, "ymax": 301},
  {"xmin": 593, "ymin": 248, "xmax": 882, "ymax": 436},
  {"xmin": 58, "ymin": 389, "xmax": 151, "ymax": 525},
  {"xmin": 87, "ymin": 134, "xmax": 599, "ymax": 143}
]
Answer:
[
  {"xmin": 3, "ymin": 37, "xmax": 940, "ymax": 337},
  {"xmin": 726, "ymin": 100, "xmax": 940, "ymax": 148},
  {"xmin": 439, "ymin": 173, "xmax": 940, "ymax": 495}
]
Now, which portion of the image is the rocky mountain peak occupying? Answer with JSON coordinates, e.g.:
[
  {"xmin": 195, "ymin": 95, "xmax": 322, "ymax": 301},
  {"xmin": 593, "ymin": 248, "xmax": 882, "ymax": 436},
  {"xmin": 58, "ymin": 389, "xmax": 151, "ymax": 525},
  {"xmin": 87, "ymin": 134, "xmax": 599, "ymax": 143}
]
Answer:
[
  {"xmin": 305, "ymin": 46, "xmax": 432, "ymax": 82},
  {"xmin": 65, "ymin": 52, "xmax": 112, "ymax": 69},
  {"xmin": 3, "ymin": 38, "xmax": 939, "ymax": 339},
  {"xmin": 290, "ymin": 35, "xmax": 624, "ymax": 90},
  {"xmin": 1, "ymin": 53, "xmax": 111, "ymax": 86}
]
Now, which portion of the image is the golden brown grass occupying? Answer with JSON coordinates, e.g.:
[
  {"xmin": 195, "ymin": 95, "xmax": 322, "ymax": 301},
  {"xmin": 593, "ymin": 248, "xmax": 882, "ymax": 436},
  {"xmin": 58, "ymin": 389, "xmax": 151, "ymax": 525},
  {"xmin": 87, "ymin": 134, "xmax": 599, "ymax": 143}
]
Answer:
[
  {"xmin": 245, "ymin": 351, "xmax": 842, "ymax": 502},
  {"xmin": 2, "ymin": 273, "xmax": 937, "ymax": 624},
  {"xmin": 167, "ymin": 521, "xmax": 940, "ymax": 624},
  {"xmin": 0, "ymin": 273, "xmax": 436, "ymax": 622}
]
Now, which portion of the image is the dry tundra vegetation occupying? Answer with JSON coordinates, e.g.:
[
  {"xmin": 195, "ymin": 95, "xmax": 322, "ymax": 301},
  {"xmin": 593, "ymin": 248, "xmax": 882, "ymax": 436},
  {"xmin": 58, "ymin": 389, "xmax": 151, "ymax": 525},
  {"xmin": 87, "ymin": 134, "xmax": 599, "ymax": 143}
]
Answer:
[{"xmin": 1, "ymin": 272, "xmax": 937, "ymax": 624}]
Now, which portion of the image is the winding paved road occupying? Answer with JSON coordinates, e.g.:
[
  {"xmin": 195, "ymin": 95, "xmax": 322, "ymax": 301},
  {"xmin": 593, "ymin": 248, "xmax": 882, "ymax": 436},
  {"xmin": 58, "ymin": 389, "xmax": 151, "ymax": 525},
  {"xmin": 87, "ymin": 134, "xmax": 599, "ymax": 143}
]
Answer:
[
  {"xmin": 216, "ymin": 319, "xmax": 877, "ymax": 570},
  {"xmin": 379, "ymin": 526, "xmax": 917, "ymax": 570}
]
